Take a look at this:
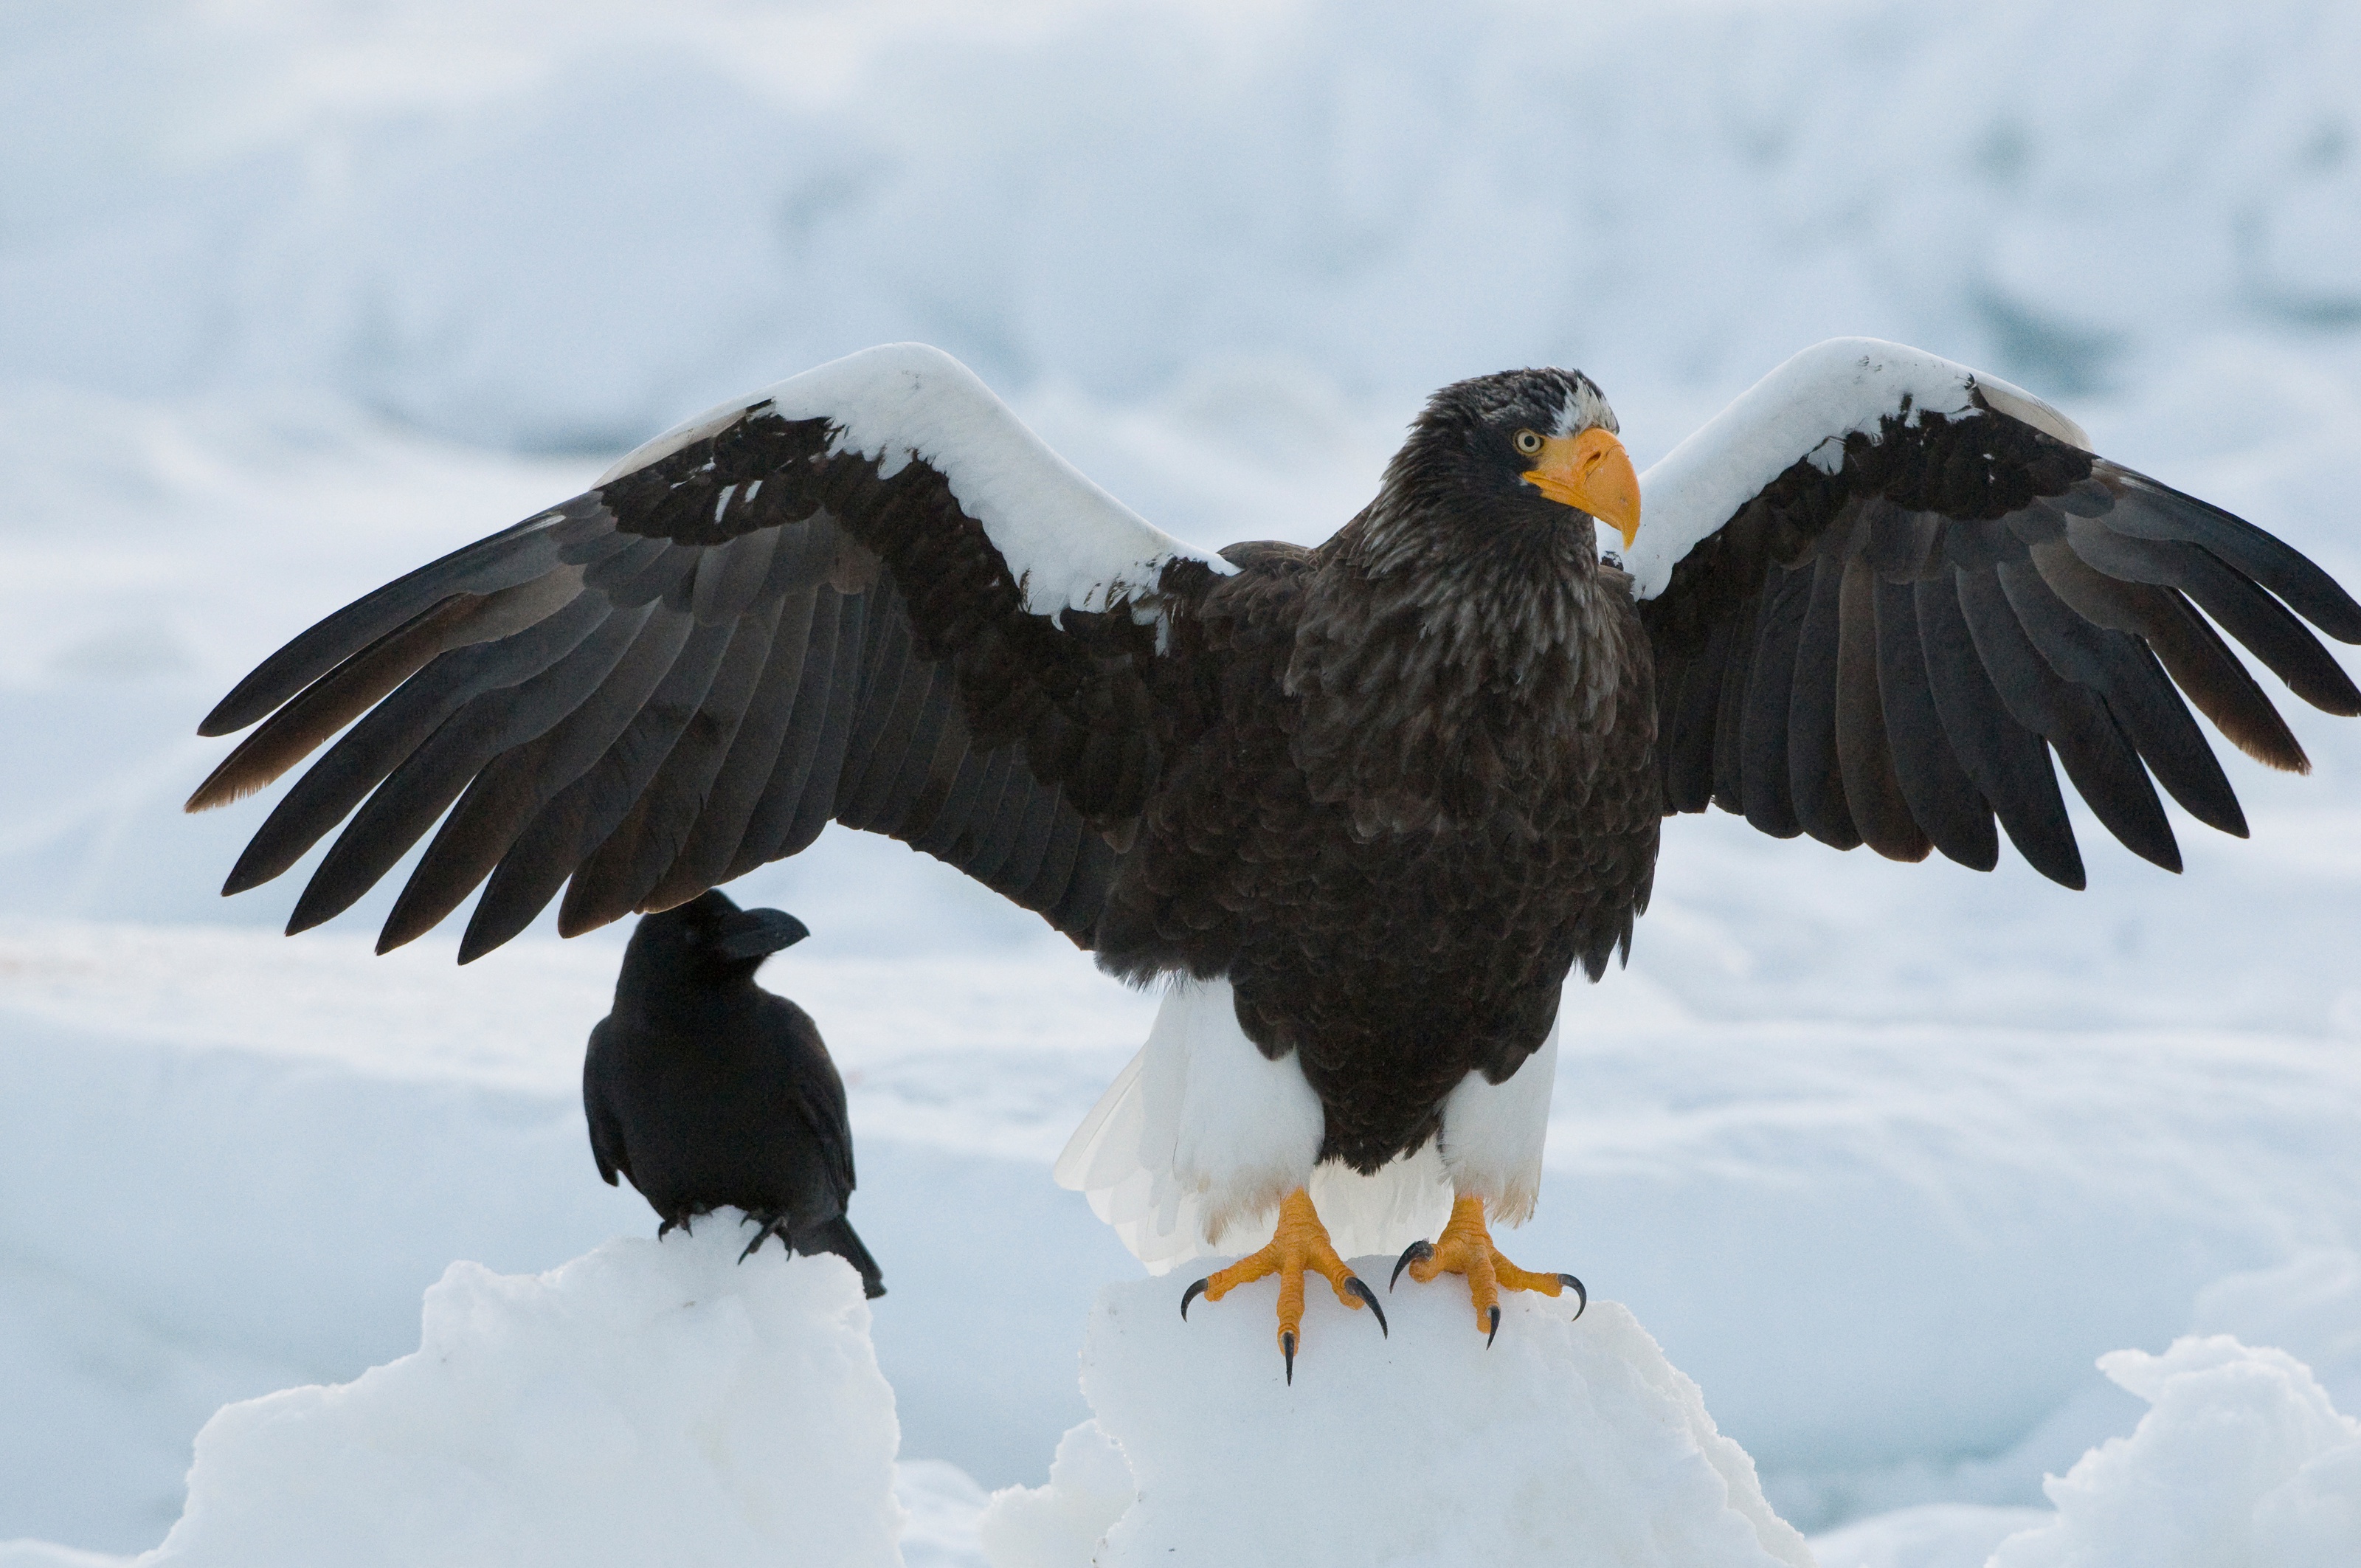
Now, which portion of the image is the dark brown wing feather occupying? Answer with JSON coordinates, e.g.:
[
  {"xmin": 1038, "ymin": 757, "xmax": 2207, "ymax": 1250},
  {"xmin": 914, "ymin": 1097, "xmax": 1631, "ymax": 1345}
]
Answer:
[
  {"xmin": 192, "ymin": 407, "xmax": 1214, "ymax": 958},
  {"xmin": 1642, "ymin": 401, "xmax": 2361, "ymax": 885}
]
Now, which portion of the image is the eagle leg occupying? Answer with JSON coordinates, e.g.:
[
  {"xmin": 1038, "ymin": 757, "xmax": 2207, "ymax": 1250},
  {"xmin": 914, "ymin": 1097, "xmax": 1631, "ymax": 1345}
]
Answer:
[
  {"xmin": 1390, "ymin": 1194, "xmax": 1586, "ymax": 1342},
  {"xmin": 1180, "ymin": 1188, "xmax": 1386, "ymax": 1383}
]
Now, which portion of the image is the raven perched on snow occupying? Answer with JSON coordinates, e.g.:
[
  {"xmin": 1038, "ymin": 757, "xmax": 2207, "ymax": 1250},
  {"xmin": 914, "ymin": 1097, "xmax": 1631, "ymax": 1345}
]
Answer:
[{"xmin": 585, "ymin": 891, "xmax": 884, "ymax": 1296}]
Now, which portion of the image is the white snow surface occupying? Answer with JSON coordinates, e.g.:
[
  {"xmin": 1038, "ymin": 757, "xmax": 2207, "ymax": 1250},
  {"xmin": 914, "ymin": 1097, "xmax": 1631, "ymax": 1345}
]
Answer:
[
  {"xmin": 1625, "ymin": 338, "xmax": 2082, "ymax": 598},
  {"xmin": 8, "ymin": 1, "xmax": 2361, "ymax": 1564},
  {"xmin": 601, "ymin": 343, "xmax": 1231, "ymax": 620},
  {"xmin": 136, "ymin": 1231, "xmax": 903, "ymax": 1568},
  {"xmin": 982, "ymin": 1281, "xmax": 1814, "ymax": 1568}
]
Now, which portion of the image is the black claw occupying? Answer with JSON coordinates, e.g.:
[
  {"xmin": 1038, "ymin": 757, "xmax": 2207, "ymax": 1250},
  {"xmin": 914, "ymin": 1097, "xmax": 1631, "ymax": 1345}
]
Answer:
[
  {"xmin": 1560, "ymin": 1274, "xmax": 1588, "ymax": 1322},
  {"xmin": 1180, "ymin": 1277, "xmax": 1208, "ymax": 1321},
  {"xmin": 656, "ymin": 1218, "xmax": 676, "ymax": 1240},
  {"xmin": 1344, "ymin": 1276, "xmax": 1389, "ymax": 1337},
  {"xmin": 1484, "ymin": 1305, "xmax": 1501, "ymax": 1348},
  {"xmin": 738, "ymin": 1218, "xmax": 785, "ymax": 1263},
  {"xmin": 1282, "ymin": 1330, "xmax": 1296, "ymax": 1384},
  {"xmin": 1391, "ymin": 1240, "xmax": 1434, "ymax": 1291}
]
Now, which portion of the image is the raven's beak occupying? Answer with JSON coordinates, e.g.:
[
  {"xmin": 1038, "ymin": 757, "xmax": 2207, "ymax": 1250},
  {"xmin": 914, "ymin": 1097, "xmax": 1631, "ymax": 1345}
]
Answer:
[{"xmin": 713, "ymin": 908, "xmax": 810, "ymax": 960}]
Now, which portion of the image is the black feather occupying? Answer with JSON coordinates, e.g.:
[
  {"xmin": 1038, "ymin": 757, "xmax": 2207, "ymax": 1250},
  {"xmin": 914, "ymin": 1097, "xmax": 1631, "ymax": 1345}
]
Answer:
[
  {"xmin": 199, "ymin": 512, "xmax": 578, "ymax": 736},
  {"xmin": 1787, "ymin": 543, "xmax": 1862, "ymax": 850},
  {"xmin": 643, "ymin": 592, "xmax": 816, "ymax": 911},
  {"xmin": 1995, "ymin": 557, "xmax": 2245, "ymax": 837},
  {"xmin": 1957, "ymin": 567, "xmax": 2179, "ymax": 872},
  {"xmin": 378, "ymin": 607, "xmax": 709, "ymax": 951},
  {"xmin": 1915, "ymin": 574, "xmax": 2085, "ymax": 887},
  {"xmin": 225, "ymin": 590, "xmax": 612, "ymax": 897},
  {"xmin": 1739, "ymin": 566, "xmax": 1814, "ymax": 837},
  {"xmin": 288, "ymin": 603, "xmax": 667, "ymax": 934},
  {"xmin": 1871, "ymin": 574, "xmax": 1997, "ymax": 870},
  {"xmin": 1833, "ymin": 550, "xmax": 1930, "ymax": 860}
]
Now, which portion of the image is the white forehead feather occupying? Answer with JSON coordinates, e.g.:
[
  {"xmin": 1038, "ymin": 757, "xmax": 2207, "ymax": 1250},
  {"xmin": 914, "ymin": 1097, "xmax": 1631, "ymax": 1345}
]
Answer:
[{"xmin": 1549, "ymin": 378, "xmax": 1617, "ymax": 438}]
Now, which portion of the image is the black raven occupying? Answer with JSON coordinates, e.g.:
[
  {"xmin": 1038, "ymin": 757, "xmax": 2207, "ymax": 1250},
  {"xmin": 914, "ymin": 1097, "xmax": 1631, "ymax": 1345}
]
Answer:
[{"xmin": 585, "ymin": 890, "xmax": 883, "ymax": 1296}]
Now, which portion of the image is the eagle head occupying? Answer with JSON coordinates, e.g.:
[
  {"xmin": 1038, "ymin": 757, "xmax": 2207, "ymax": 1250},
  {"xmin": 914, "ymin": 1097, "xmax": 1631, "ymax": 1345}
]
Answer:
[{"xmin": 1380, "ymin": 367, "xmax": 1642, "ymax": 554}]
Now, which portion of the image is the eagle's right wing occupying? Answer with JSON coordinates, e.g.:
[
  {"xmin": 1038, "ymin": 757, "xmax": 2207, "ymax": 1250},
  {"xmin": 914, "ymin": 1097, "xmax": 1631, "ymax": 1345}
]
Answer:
[
  {"xmin": 1631, "ymin": 338, "xmax": 2361, "ymax": 886},
  {"xmin": 189, "ymin": 345, "xmax": 1232, "ymax": 959}
]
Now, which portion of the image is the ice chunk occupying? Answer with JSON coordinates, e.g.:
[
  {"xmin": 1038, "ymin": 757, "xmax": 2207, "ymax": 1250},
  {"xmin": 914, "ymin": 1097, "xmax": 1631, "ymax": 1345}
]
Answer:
[
  {"xmin": 138, "ymin": 1225, "xmax": 904, "ymax": 1567},
  {"xmin": 1988, "ymin": 1334, "xmax": 2361, "ymax": 1567},
  {"xmin": 978, "ymin": 1421, "xmax": 1134, "ymax": 1568},
  {"xmin": 984, "ymin": 1274, "xmax": 1812, "ymax": 1567}
]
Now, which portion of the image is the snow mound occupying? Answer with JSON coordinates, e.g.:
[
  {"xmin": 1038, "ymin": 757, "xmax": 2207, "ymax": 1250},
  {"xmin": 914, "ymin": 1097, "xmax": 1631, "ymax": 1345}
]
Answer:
[
  {"xmin": 139, "ymin": 1226, "xmax": 903, "ymax": 1568},
  {"xmin": 1989, "ymin": 1335, "xmax": 2361, "ymax": 1567},
  {"xmin": 982, "ymin": 1274, "xmax": 1813, "ymax": 1567}
]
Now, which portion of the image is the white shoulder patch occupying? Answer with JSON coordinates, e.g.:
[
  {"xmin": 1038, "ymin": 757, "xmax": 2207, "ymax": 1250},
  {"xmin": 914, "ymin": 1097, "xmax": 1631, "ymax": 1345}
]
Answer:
[
  {"xmin": 1623, "ymin": 337, "xmax": 2084, "ymax": 601},
  {"xmin": 598, "ymin": 345, "xmax": 1231, "ymax": 620}
]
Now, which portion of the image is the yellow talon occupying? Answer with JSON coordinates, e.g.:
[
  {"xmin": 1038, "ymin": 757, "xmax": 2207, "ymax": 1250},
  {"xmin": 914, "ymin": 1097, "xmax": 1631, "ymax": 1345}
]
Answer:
[
  {"xmin": 1392, "ymin": 1194, "xmax": 1586, "ymax": 1341},
  {"xmin": 1180, "ymin": 1188, "xmax": 1387, "ymax": 1380}
]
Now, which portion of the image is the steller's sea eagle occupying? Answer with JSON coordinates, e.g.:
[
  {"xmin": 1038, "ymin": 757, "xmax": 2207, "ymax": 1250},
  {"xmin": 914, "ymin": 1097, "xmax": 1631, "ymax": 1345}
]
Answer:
[{"xmin": 189, "ymin": 340, "xmax": 2361, "ymax": 1375}]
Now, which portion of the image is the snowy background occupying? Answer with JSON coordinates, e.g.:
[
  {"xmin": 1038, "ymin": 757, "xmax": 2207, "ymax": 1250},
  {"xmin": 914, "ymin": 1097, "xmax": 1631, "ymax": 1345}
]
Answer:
[{"xmin": 4, "ymin": 0, "xmax": 2361, "ymax": 1561}]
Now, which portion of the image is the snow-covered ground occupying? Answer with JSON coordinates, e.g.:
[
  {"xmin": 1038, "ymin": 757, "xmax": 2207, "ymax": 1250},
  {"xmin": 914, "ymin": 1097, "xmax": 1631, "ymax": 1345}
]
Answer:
[{"xmin": 5, "ymin": 1, "xmax": 2361, "ymax": 1561}]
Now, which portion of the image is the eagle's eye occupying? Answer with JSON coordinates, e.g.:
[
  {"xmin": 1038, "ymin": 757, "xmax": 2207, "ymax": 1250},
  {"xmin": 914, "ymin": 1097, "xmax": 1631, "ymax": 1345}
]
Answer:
[{"xmin": 1513, "ymin": 429, "xmax": 1544, "ymax": 456}]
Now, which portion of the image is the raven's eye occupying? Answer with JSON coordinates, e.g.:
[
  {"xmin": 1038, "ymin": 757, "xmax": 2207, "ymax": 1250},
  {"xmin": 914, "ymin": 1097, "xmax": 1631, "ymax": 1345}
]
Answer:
[{"xmin": 1514, "ymin": 429, "xmax": 1543, "ymax": 456}]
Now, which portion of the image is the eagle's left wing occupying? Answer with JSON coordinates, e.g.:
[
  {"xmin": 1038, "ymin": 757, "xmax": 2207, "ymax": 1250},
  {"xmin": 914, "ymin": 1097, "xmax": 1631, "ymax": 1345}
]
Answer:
[
  {"xmin": 188, "ymin": 345, "xmax": 1231, "ymax": 959},
  {"xmin": 1631, "ymin": 338, "xmax": 2361, "ymax": 886}
]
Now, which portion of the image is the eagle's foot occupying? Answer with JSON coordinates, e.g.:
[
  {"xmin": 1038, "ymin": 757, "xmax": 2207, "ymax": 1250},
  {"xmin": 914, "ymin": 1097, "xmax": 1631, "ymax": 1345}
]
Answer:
[
  {"xmin": 1390, "ymin": 1194, "xmax": 1585, "ymax": 1344},
  {"xmin": 1180, "ymin": 1188, "xmax": 1386, "ymax": 1382},
  {"xmin": 736, "ymin": 1210, "xmax": 789, "ymax": 1263}
]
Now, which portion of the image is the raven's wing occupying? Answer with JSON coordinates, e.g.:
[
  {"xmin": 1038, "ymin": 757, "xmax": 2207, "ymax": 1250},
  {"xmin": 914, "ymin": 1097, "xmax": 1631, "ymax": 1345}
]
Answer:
[
  {"xmin": 1633, "ymin": 338, "xmax": 2361, "ymax": 885},
  {"xmin": 767, "ymin": 994, "xmax": 857, "ymax": 1206},
  {"xmin": 583, "ymin": 1017, "xmax": 629, "ymax": 1187},
  {"xmin": 190, "ymin": 345, "xmax": 1230, "ymax": 959}
]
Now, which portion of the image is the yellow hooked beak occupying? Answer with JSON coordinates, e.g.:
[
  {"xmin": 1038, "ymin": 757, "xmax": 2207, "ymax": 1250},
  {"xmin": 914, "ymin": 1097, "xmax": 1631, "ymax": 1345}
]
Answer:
[{"xmin": 1522, "ymin": 426, "xmax": 1641, "ymax": 549}]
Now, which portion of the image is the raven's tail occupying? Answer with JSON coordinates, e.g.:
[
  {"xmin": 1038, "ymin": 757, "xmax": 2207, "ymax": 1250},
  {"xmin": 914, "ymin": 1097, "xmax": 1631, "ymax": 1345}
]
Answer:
[{"xmin": 798, "ymin": 1215, "xmax": 886, "ymax": 1298}]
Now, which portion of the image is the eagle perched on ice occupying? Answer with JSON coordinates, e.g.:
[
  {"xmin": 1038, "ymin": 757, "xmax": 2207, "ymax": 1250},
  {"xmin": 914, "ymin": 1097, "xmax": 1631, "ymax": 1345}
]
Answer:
[{"xmin": 190, "ymin": 340, "xmax": 2361, "ymax": 1373}]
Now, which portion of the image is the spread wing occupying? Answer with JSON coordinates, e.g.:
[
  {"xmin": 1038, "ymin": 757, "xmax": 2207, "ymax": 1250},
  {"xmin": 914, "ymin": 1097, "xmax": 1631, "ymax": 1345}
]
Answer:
[
  {"xmin": 190, "ymin": 344, "xmax": 1231, "ymax": 959},
  {"xmin": 1631, "ymin": 338, "xmax": 2361, "ymax": 886}
]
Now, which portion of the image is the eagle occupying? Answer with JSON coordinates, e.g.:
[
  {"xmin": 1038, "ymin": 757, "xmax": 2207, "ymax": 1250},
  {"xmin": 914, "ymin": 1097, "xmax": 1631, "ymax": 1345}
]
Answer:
[{"xmin": 188, "ymin": 339, "xmax": 2361, "ymax": 1375}]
